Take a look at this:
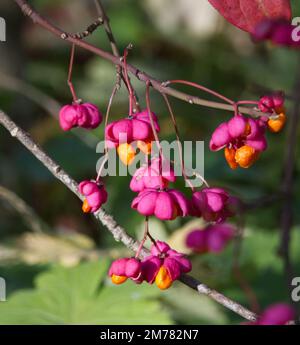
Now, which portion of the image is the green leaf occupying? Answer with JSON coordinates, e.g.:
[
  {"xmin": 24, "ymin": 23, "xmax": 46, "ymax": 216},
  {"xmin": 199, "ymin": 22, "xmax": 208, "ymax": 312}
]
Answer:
[{"xmin": 0, "ymin": 261, "xmax": 172, "ymax": 325}]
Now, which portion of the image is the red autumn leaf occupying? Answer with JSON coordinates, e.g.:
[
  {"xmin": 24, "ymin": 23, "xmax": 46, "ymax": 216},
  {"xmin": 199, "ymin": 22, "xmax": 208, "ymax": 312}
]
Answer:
[{"xmin": 208, "ymin": 0, "xmax": 292, "ymax": 33}]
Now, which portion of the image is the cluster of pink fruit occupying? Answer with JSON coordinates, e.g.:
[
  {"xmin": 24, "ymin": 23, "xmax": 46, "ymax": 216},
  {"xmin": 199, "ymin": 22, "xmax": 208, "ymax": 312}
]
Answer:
[
  {"xmin": 108, "ymin": 241, "xmax": 191, "ymax": 290},
  {"xmin": 57, "ymin": 57, "xmax": 294, "ymax": 321},
  {"xmin": 59, "ymin": 101, "xmax": 241, "ymax": 287},
  {"xmin": 58, "ymin": 86, "xmax": 287, "ymax": 292},
  {"xmin": 210, "ymin": 92, "xmax": 286, "ymax": 170}
]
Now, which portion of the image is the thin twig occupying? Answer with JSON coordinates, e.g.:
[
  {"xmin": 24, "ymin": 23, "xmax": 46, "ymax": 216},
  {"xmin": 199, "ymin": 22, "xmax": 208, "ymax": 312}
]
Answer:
[
  {"xmin": 96, "ymin": 78, "xmax": 120, "ymax": 181},
  {"xmin": 93, "ymin": 0, "xmax": 139, "ymax": 112},
  {"xmin": 145, "ymin": 81, "xmax": 165, "ymax": 185},
  {"xmin": 165, "ymin": 79, "xmax": 235, "ymax": 105},
  {"xmin": 93, "ymin": 0, "xmax": 121, "ymax": 87},
  {"xmin": 162, "ymin": 93, "xmax": 207, "ymax": 191},
  {"xmin": 93, "ymin": 0, "xmax": 119, "ymax": 58},
  {"xmin": 0, "ymin": 109, "xmax": 257, "ymax": 322},
  {"xmin": 135, "ymin": 217, "xmax": 149, "ymax": 258},
  {"xmin": 123, "ymin": 46, "xmax": 135, "ymax": 116},
  {"xmin": 67, "ymin": 43, "xmax": 78, "ymax": 102},
  {"xmin": 14, "ymin": 0, "xmax": 267, "ymax": 118},
  {"xmin": 70, "ymin": 17, "xmax": 104, "ymax": 39},
  {"xmin": 0, "ymin": 185, "xmax": 49, "ymax": 233}
]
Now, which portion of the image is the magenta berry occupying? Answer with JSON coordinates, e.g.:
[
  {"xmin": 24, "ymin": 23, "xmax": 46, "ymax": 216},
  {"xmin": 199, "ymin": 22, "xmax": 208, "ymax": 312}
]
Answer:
[
  {"xmin": 258, "ymin": 95, "xmax": 275, "ymax": 113},
  {"xmin": 59, "ymin": 104, "xmax": 80, "ymax": 131},
  {"xmin": 59, "ymin": 103, "xmax": 102, "ymax": 131},
  {"xmin": 191, "ymin": 187, "xmax": 236, "ymax": 223},
  {"xmin": 271, "ymin": 21, "xmax": 295, "ymax": 47},
  {"xmin": 79, "ymin": 180, "xmax": 107, "ymax": 213},
  {"xmin": 105, "ymin": 109, "xmax": 160, "ymax": 148},
  {"xmin": 250, "ymin": 304, "xmax": 295, "ymax": 325},
  {"xmin": 186, "ymin": 224, "xmax": 235, "ymax": 254},
  {"xmin": 108, "ymin": 242, "xmax": 191, "ymax": 290},
  {"xmin": 130, "ymin": 157, "xmax": 175, "ymax": 192},
  {"xmin": 109, "ymin": 257, "xmax": 142, "ymax": 285},
  {"xmin": 81, "ymin": 103, "xmax": 103, "ymax": 129},
  {"xmin": 186, "ymin": 228, "xmax": 208, "ymax": 254},
  {"xmin": 210, "ymin": 114, "xmax": 267, "ymax": 152},
  {"xmin": 141, "ymin": 241, "xmax": 192, "ymax": 290},
  {"xmin": 272, "ymin": 91, "xmax": 285, "ymax": 111},
  {"xmin": 131, "ymin": 188, "xmax": 191, "ymax": 220},
  {"xmin": 253, "ymin": 19, "xmax": 296, "ymax": 48},
  {"xmin": 259, "ymin": 92, "xmax": 285, "ymax": 113},
  {"xmin": 210, "ymin": 114, "xmax": 267, "ymax": 169}
]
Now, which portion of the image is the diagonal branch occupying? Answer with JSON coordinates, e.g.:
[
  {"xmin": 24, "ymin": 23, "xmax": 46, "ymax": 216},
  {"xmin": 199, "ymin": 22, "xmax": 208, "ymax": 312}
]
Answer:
[
  {"xmin": 0, "ymin": 109, "xmax": 257, "ymax": 322},
  {"xmin": 14, "ymin": 0, "xmax": 267, "ymax": 119}
]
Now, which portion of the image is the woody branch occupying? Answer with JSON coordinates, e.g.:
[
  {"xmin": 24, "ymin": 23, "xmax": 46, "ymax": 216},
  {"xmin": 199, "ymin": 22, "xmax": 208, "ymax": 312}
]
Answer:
[{"xmin": 14, "ymin": 0, "xmax": 268, "ymax": 119}]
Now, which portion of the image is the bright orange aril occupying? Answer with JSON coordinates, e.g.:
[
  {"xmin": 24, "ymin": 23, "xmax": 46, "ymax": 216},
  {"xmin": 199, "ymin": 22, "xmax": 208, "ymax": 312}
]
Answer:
[
  {"xmin": 117, "ymin": 143, "xmax": 136, "ymax": 165},
  {"xmin": 82, "ymin": 199, "xmax": 91, "ymax": 213},
  {"xmin": 155, "ymin": 266, "xmax": 173, "ymax": 290},
  {"xmin": 111, "ymin": 274, "xmax": 127, "ymax": 285},
  {"xmin": 267, "ymin": 112, "xmax": 286, "ymax": 133},
  {"xmin": 235, "ymin": 145, "xmax": 258, "ymax": 169},
  {"xmin": 224, "ymin": 147, "xmax": 238, "ymax": 170}
]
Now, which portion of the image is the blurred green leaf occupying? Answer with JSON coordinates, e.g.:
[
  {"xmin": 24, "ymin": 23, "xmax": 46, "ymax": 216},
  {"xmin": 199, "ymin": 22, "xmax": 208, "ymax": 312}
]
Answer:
[
  {"xmin": 163, "ymin": 284, "xmax": 229, "ymax": 325},
  {"xmin": 0, "ymin": 261, "xmax": 172, "ymax": 324}
]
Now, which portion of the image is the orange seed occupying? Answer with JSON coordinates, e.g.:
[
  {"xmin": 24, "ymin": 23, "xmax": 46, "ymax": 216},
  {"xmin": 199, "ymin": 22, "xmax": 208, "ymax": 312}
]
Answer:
[
  {"xmin": 235, "ymin": 145, "xmax": 258, "ymax": 169},
  {"xmin": 224, "ymin": 147, "xmax": 238, "ymax": 170},
  {"xmin": 111, "ymin": 274, "xmax": 127, "ymax": 285},
  {"xmin": 117, "ymin": 143, "xmax": 136, "ymax": 165},
  {"xmin": 82, "ymin": 199, "xmax": 91, "ymax": 213},
  {"xmin": 155, "ymin": 266, "xmax": 173, "ymax": 290},
  {"xmin": 267, "ymin": 112, "xmax": 286, "ymax": 133}
]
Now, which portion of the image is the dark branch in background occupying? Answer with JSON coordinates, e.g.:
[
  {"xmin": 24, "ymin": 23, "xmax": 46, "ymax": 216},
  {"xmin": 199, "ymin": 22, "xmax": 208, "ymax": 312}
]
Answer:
[
  {"xmin": 0, "ymin": 185, "xmax": 50, "ymax": 233},
  {"xmin": 0, "ymin": 109, "xmax": 257, "ymax": 322},
  {"xmin": 93, "ymin": 0, "xmax": 121, "ymax": 89},
  {"xmin": 243, "ymin": 193, "xmax": 282, "ymax": 211},
  {"xmin": 0, "ymin": 71, "xmax": 99, "ymax": 148},
  {"xmin": 14, "ymin": 0, "xmax": 268, "ymax": 119},
  {"xmin": 93, "ymin": 0, "xmax": 119, "ymax": 58},
  {"xmin": 0, "ymin": 71, "xmax": 60, "ymax": 115},
  {"xmin": 279, "ymin": 57, "xmax": 300, "ymax": 320}
]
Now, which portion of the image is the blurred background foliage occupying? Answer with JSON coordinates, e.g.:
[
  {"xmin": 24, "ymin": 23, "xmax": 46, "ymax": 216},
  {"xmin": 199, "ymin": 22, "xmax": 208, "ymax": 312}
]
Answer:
[{"xmin": 0, "ymin": 0, "xmax": 299, "ymax": 324}]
